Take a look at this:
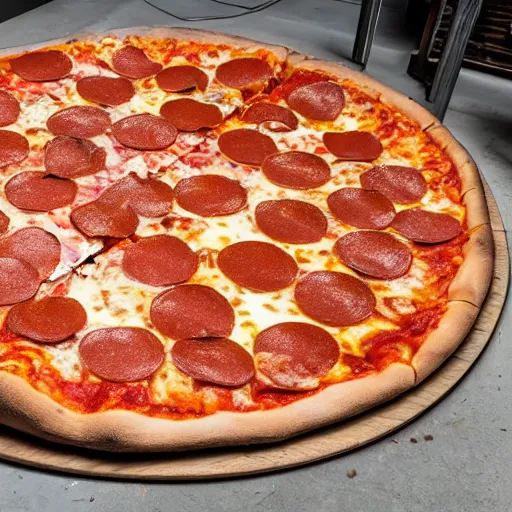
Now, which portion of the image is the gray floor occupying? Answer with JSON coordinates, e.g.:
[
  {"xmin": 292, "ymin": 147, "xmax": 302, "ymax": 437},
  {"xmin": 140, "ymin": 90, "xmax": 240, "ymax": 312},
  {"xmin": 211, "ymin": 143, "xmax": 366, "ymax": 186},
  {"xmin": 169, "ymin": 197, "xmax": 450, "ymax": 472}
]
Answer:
[{"xmin": 0, "ymin": 1, "xmax": 511, "ymax": 511}]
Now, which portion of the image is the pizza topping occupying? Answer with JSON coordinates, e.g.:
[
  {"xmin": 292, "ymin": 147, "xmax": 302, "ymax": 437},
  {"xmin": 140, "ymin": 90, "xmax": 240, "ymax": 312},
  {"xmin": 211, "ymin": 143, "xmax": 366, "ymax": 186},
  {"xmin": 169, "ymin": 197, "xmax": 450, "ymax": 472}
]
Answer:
[
  {"xmin": 77, "ymin": 76, "xmax": 135, "ymax": 107},
  {"xmin": 0, "ymin": 130, "xmax": 29, "ymax": 168},
  {"xmin": 155, "ymin": 65, "xmax": 208, "ymax": 92},
  {"xmin": 255, "ymin": 199, "xmax": 327, "ymax": 244},
  {"xmin": 122, "ymin": 235, "xmax": 198, "ymax": 287},
  {"xmin": 5, "ymin": 171, "xmax": 77, "ymax": 212},
  {"xmin": 241, "ymin": 102, "xmax": 298, "ymax": 131},
  {"xmin": 79, "ymin": 327, "xmax": 165, "ymax": 382},
  {"xmin": 361, "ymin": 165, "xmax": 427, "ymax": 204},
  {"xmin": 7, "ymin": 297, "xmax": 87, "ymax": 343},
  {"xmin": 10, "ymin": 50, "xmax": 72, "ymax": 82},
  {"xmin": 323, "ymin": 131, "xmax": 383, "ymax": 161},
  {"xmin": 0, "ymin": 211, "xmax": 9, "ymax": 235},
  {"xmin": 218, "ymin": 128, "xmax": 277, "ymax": 167},
  {"xmin": 150, "ymin": 284, "xmax": 235, "ymax": 340},
  {"xmin": 392, "ymin": 208, "xmax": 462, "ymax": 243},
  {"xmin": 218, "ymin": 241, "xmax": 298, "ymax": 292},
  {"xmin": 286, "ymin": 81, "xmax": 345, "ymax": 121},
  {"xmin": 0, "ymin": 91, "xmax": 20, "ymax": 127},
  {"xmin": 334, "ymin": 230, "xmax": 412, "ymax": 280},
  {"xmin": 215, "ymin": 58, "xmax": 273, "ymax": 89},
  {"xmin": 47, "ymin": 106, "xmax": 111, "ymax": 139},
  {"xmin": 171, "ymin": 338, "xmax": 255, "ymax": 387},
  {"xmin": 44, "ymin": 136, "xmax": 106, "ymax": 178},
  {"xmin": 294, "ymin": 271, "xmax": 376, "ymax": 326},
  {"xmin": 112, "ymin": 114, "xmax": 177, "ymax": 150},
  {"xmin": 174, "ymin": 175, "xmax": 247, "ymax": 217},
  {"xmin": 0, "ymin": 227, "xmax": 61, "ymax": 279},
  {"xmin": 262, "ymin": 151, "xmax": 330, "ymax": 189},
  {"xmin": 0, "ymin": 257, "xmax": 40, "ymax": 306},
  {"xmin": 160, "ymin": 98, "xmax": 223, "ymax": 132},
  {"xmin": 111, "ymin": 45, "xmax": 163, "ymax": 79},
  {"xmin": 328, "ymin": 188, "xmax": 395, "ymax": 229},
  {"xmin": 254, "ymin": 322, "xmax": 339, "ymax": 388}
]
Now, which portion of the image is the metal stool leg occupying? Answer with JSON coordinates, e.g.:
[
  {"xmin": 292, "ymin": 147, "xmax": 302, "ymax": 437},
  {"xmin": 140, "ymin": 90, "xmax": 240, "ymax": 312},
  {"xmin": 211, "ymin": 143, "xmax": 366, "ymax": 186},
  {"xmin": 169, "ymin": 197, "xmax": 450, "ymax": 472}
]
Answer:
[{"xmin": 352, "ymin": 0, "xmax": 383, "ymax": 68}]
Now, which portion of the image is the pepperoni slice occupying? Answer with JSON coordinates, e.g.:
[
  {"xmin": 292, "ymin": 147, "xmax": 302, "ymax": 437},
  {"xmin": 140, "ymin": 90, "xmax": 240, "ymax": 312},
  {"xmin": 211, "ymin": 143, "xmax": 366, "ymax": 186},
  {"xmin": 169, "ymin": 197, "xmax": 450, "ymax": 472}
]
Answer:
[
  {"xmin": 172, "ymin": 338, "xmax": 255, "ymax": 387},
  {"xmin": 294, "ymin": 271, "xmax": 376, "ymax": 326},
  {"xmin": 334, "ymin": 231, "xmax": 412, "ymax": 279},
  {"xmin": 47, "ymin": 106, "xmax": 111, "ymax": 139},
  {"xmin": 112, "ymin": 114, "xmax": 177, "ymax": 150},
  {"xmin": 241, "ymin": 102, "xmax": 298, "ymax": 131},
  {"xmin": 174, "ymin": 175, "xmax": 247, "ymax": 217},
  {"xmin": 5, "ymin": 171, "xmax": 77, "ymax": 212},
  {"xmin": 361, "ymin": 165, "xmax": 427, "ymax": 204},
  {"xmin": 327, "ymin": 188, "xmax": 396, "ymax": 229},
  {"xmin": 156, "ymin": 65, "xmax": 208, "ymax": 92},
  {"xmin": 254, "ymin": 322, "xmax": 340, "ymax": 388},
  {"xmin": 391, "ymin": 208, "xmax": 462, "ymax": 244},
  {"xmin": 0, "ymin": 130, "xmax": 29, "ymax": 168},
  {"xmin": 122, "ymin": 235, "xmax": 198, "ymax": 287},
  {"xmin": 111, "ymin": 45, "xmax": 162, "ymax": 79},
  {"xmin": 10, "ymin": 50, "xmax": 72, "ymax": 82},
  {"xmin": 286, "ymin": 82, "xmax": 345, "ymax": 121},
  {"xmin": 150, "ymin": 284, "xmax": 235, "ymax": 340},
  {"xmin": 255, "ymin": 199, "xmax": 327, "ymax": 244},
  {"xmin": 262, "ymin": 151, "xmax": 330, "ymax": 189},
  {"xmin": 0, "ymin": 227, "xmax": 61, "ymax": 279},
  {"xmin": 7, "ymin": 297, "xmax": 87, "ymax": 343},
  {"xmin": 77, "ymin": 76, "xmax": 135, "ymax": 107},
  {"xmin": 44, "ymin": 136, "xmax": 106, "ymax": 179},
  {"xmin": 79, "ymin": 327, "xmax": 164, "ymax": 382},
  {"xmin": 216, "ymin": 58, "xmax": 272, "ymax": 89},
  {"xmin": 218, "ymin": 241, "xmax": 298, "ymax": 292},
  {"xmin": 0, "ymin": 91, "xmax": 20, "ymax": 127},
  {"xmin": 323, "ymin": 131, "xmax": 383, "ymax": 161},
  {"xmin": 218, "ymin": 129, "xmax": 277, "ymax": 167},
  {"xmin": 0, "ymin": 211, "xmax": 9, "ymax": 235},
  {"xmin": 160, "ymin": 98, "xmax": 223, "ymax": 132},
  {"xmin": 0, "ymin": 257, "xmax": 40, "ymax": 306}
]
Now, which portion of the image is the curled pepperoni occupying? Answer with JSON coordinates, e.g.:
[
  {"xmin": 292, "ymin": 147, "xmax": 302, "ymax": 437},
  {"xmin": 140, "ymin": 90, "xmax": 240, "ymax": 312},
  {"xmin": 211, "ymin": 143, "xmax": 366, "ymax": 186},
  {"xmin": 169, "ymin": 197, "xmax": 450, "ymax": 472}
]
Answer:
[
  {"xmin": 77, "ymin": 76, "xmax": 135, "ymax": 107},
  {"xmin": 255, "ymin": 199, "xmax": 327, "ymax": 244},
  {"xmin": 156, "ymin": 65, "xmax": 208, "ymax": 92},
  {"xmin": 218, "ymin": 241, "xmax": 298, "ymax": 292},
  {"xmin": 262, "ymin": 151, "xmax": 330, "ymax": 189},
  {"xmin": 241, "ymin": 102, "xmax": 298, "ymax": 131},
  {"xmin": 44, "ymin": 136, "xmax": 106, "ymax": 179},
  {"xmin": 7, "ymin": 297, "xmax": 87, "ymax": 343},
  {"xmin": 10, "ymin": 50, "xmax": 72, "ymax": 82},
  {"xmin": 0, "ymin": 257, "xmax": 40, "ymax": 306},
  {"xmin": 5, "ymin": 171, "xmax": 77, "ymax": 212},
  {"xmin": 294, "ymin": 271, "xmax": 376, "ymax": 326},
  {"xmin": 218, "ymin": 129, "xmax": 277, "ymax": 167},
  {"xmin": 254, "ymin": 322, "xmax": 340, "ymax": 388},
  {"xmin": 216, "ymin": 58, "xmax": 272, "ymax": 89},
  {"xmin": 150, "ymin": 284, "xmax": 235, "ymax": 340},
  {"xmin": 172, "ymin": 338, "xmax": 255, "ymax": 387},
  {"xmin": 0, "ymin": 130, "xmax": 29, "ymax": 168},
  {"xmin": 79, "ymin": 327, "xmax": 164, "ymax": 382},
  {"xmin": 112, "ymin": 114, "xmax": 177, "ymax": 150},
  {"xmin": 122, "ymin": 235, "xmax": 198, "ymax": 287},
  {"xmin": 323, "ymin": 131, "xmax": 383, "ymax": 161},
  {"xmin": 361, "ymin": 165, "xmax": 427, "ymax": 204},
  {"xmin": 327, "ymin": 188, "xmax": 396, "ymax": 230},
  {"xmin": 111, "ymin": 45, "xmax": 162, "ymax": 79},
  {"xmin": 47, "ymin": 106, "xmax": 111, "ymax": 139},
  {"xmin": 0, "ymin": 211, "xmax": 9, "ymax": 235},
  {"xmin": 0, "ymin": 91, "xmax": 20, "ymax": 127},
  {"xmin": 392, "ymin": 208, "xmax": 462, "ymax": 244},
  {"xmin": 286, "ymin": 82, "xmax": 345, "ymax": 121},
  {"xmin": 174, "ymin": 175, "xmax": 247, "ymax": 217},
  {"xmin": 160, "ymin": 98, "xmax": 223, "ymax": 132},
  {"xmin": 334, "ymin": 231, "xmax": 412, "ymax": 279}
]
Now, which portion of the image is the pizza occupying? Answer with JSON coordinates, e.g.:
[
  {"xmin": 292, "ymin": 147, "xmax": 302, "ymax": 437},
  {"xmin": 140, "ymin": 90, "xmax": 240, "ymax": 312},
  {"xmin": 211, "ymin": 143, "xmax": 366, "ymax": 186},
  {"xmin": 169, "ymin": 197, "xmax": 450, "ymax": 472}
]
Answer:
[{"xmin": 0, "ymin": 27, "xmax": 493, "ymax": 452}]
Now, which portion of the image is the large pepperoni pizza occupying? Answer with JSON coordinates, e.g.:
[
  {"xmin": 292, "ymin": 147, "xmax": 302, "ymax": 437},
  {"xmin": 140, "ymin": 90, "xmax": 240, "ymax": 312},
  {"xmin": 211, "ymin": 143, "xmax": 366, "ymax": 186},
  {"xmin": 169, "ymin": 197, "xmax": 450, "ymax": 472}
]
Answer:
[{"xmin": 0, "ymin": 27, "xmax": 493, "ymax": 451}]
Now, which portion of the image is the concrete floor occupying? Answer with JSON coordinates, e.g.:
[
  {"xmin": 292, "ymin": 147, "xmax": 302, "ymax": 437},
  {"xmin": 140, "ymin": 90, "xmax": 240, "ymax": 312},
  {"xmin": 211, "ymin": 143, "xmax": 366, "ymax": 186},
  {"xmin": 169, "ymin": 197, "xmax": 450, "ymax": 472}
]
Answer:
[{"xmin": 0, "ymin": 1, "xmax": 511, "ymax": 510}]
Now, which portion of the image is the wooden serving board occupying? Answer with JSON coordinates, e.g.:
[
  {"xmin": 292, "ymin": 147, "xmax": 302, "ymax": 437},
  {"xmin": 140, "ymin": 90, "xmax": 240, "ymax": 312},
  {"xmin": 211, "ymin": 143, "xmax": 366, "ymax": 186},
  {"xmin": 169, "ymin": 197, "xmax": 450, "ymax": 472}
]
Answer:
[{"xmin": 0, "ymin": 182, "xmax": 508, "ymax": 480}]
